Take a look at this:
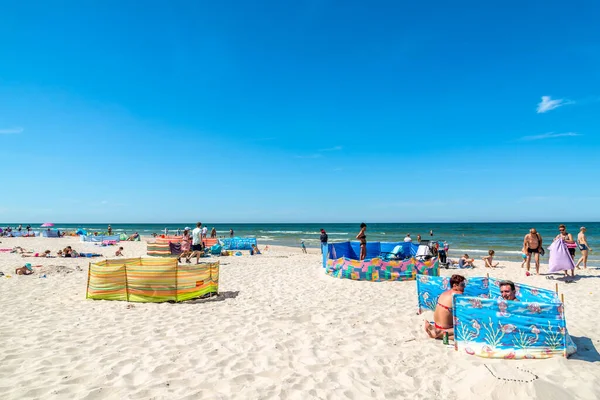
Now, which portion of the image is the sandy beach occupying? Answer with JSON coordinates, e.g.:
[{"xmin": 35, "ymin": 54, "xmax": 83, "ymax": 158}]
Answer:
[{"xmin": 1, "ymin": 236, "xmax": 599, "ymax": 400}]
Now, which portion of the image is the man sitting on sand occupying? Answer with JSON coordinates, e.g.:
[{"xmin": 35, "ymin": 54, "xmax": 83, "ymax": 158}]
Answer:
[
  {"xmin": 15, "ymin": 263, "xmax": 35, "ymax": 275},
  {"xmin": 459, "ymin": 254, "xmax": 475, "ymax": 268},
  {"xmin": 499, "ymin": 280, "xmax": 519, "ymax": 301},
  {"xmin": 115, "ymin": 247, "xmax": 124, "ymax": 256},
  {"xmin": 424, "ymin": 274, "xmax": 466, "ymax": 340},
  {"xmin": 482, "ymin": 250, "xmax": 499, "ymax": 268},
  {"xmin": 251, "ymin": 244, "xmax": 261, "ymax": 255}
]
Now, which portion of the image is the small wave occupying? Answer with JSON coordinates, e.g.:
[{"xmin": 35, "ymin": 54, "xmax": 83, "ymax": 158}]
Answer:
[
  {"xmin": 260, "ymin": 230, "xmax": 302, "ymax": 234},
  {"xmin": 327, "ymin": 232, "xmax": 349, "ymax": 235},
  {"xmin": 452, "ymin": 248, "xmax": 488, "ymax": 254}
]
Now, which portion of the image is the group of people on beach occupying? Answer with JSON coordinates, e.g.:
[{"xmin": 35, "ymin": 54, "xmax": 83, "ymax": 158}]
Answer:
[
  {"xmin": 424, "ymin": 274, "xmax": 518, "ymax": 340},
  {"xmin": 522, "ymin": 225, "xmax": 591, "ymax": 276},
  {"xmin": 0, "ymin": 224, "xmax": 32, "ymax": 237},
  {"xmin": 353, "ymin": 223, "xmax": 435, "ymax": 261},
  {"xmin": 158, "ymin": 226, "xmax": 233, "ymax": 239}
]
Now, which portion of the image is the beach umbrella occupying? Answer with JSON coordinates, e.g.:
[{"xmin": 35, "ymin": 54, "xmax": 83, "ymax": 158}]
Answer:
[{"xmin": 41, "ymin": 222, "xmax": 54, "ymax": 227}]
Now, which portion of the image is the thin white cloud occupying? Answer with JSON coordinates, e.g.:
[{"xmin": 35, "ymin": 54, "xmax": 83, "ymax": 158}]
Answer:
[
  {"xmin": 536, "ymin": 96, "xmax": 573, "ymax": 113},
  {"xmin": 0, "ymin": 127, "xmax": 24, "ymax": 134},
  {"xmin": 520, "ymin": 132, "xmax": 581, "ymax": 141},
  {"xmin": 318, "ymin": 145, "xmax": 343, "ymax": 152}
]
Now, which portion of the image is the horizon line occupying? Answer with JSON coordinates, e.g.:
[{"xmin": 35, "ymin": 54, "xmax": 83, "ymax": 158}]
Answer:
[{"xmin": 1, "ymin": 221, "xmax": 598, "ymax": 225}]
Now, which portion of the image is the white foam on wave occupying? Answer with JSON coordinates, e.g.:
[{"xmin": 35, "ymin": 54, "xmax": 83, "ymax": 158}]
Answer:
[
  {"xmin": 260, "ymin": 230, "xmax": 302, "ymax": 234},
  {"xmin": 452, "ymin": 248, "xmax": 488, "ymax": 254},
  {"xmin": 257, "ymin": 236, "xmax": 275, "ymax": 241}
]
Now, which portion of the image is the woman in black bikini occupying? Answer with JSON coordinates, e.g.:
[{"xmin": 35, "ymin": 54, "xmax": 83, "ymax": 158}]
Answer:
[{"xmin": 356, "ymin": 223, "xmax": 367, "ymax": 260}]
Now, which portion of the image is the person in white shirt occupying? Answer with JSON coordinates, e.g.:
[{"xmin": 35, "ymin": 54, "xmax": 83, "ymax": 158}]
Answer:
[
  {"xmin": 404, "ymin": 233, "xmax": 412, "ymax": 242},
  {"xmin": 187, "ymin": 222, "xmax": 203, "ymax": 264},
  {"xmin": 201, "ymin": 226, "xmax": 208, "ymax": 239}
]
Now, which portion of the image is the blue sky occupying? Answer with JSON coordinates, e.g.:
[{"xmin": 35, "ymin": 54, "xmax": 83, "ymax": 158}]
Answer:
[{"xmin": 1, "ymin": 1, "xmax": 599, "ymax": 223}]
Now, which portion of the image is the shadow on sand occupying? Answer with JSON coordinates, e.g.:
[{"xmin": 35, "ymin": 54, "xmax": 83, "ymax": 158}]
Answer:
[
  {"xmin": 184, "ymin": 291, "xmax": 240, "ymax": 304},
  {"xmin": 569, "ymin": 336, "xmax": 600, "ymax": 362}
]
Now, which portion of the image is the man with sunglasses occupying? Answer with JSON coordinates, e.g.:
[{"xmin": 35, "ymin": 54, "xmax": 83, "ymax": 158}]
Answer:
[{"xmin": 424, "ymin": 274, "xmax": 466, "ymax": 340}]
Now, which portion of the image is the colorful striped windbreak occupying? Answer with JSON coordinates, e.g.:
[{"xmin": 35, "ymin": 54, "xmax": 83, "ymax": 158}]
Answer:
[{"xmin": 86, "ymin": 258, "xmax": 219, "ymax": 302}]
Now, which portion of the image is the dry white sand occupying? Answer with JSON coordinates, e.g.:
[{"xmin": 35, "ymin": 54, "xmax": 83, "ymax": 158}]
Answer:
[{"xmin": 1, "ymin": 236, "xmax": 599, "ymax": 400}]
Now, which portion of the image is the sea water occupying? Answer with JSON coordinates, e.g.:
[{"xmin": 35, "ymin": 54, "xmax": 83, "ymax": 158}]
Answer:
[{"xmin": 2, "ymin": 222, "xmax": 597, "ymax": 265}]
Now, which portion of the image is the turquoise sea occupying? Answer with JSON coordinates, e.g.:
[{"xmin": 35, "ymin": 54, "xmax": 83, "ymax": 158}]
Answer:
[{"xmin": 2, "ymin": 222, "xmax": 597, "ymax": 266}]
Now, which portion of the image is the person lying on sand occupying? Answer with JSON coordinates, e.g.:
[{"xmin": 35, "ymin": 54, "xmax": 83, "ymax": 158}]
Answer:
[
  {"xmin": 127, "ymin": 232, "xmax": 139, "ymax": 241},
  {"xmin": 482, "ymin": 250, "xmax": 499, "ymax": 268},
  {"xmin": 424, "ymin": 274, "xmax": 466, "ymax": 340},
  {"xmin": 115, "ymin": 247, "xmax": 124, "ymax": 256},
  {"xmin": 21, "ymin": 250, "xmax": 52, "ymax": 258},
  {"xmin": 15, "ymin": 263, "xmax": 35, "ymax": 275},
  {"xmin": 11, "ymin": 246, "xmax": 29, "ymax": 254},
  {"xmin": 62, "ymin": 246, "xmax": 79, "ymax": 258}
]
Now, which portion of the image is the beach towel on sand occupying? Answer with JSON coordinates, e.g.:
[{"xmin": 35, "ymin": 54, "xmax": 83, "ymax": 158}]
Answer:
[{"xmin": 548, "ymin": 239, "xmax": 575, "ymax": 273}]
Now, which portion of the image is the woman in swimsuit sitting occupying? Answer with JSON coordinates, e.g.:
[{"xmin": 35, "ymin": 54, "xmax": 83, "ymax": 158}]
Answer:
[
  {"xmin": 356, "ymin": 223, "xmax": 367, "ymax": 261},
  {"xmin": 424, "ymin": 274, "xmax": 466, "ymax": 340}
]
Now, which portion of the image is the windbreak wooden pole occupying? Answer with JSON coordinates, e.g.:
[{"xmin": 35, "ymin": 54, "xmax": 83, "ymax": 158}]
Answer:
[
  {"xmin": 175, "ymin": 260, "xmax": 179, "ymax": 303},
  {"xmin": 86, "ymin": 262, "xmax": 91, "ymax": 299},
  {"xmin": 124, "ymin": 263, "xmax": 129, "ymax": 302}
]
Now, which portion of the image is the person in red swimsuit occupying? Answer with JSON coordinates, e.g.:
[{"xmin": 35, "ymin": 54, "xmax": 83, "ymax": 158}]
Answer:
[{"xmin": 424, "ymin": 274, "xmax": 466, "ymax": 340}]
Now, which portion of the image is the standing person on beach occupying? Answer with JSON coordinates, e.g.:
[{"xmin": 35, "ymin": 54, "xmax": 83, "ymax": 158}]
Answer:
[
  {"xmin": 189, "ymin": 222, "xmax": 203, "ymax": 264},
  {"xmin": 107, "ymin": 225, "xmax": 112, "ymax": 235},
  {"xmin": 17, "ymin": 224, "xmax": 22, "ymax": 232},
  {"xmin": 575, "ymin": 227, "xmax": 591, "ymax": 269},
  {"xmin": 211, "ymin": 227, "xmax": 217, "ymax": 238},
  {"xmin": 164, "ymin": 227, "xmax": 168, "ymax": 236},
  {"xmin": 179, "ymin": 228, "xmax": 192, "ymax": 263},
  {"xmin": 301, "ymin": 240, "xmax": 307, "ymax": 253},
  {"xmin": 320, "ymin": 229, "xmax": 328, "ymax": 254},
  {"xmin": 404, "ymin": 233, "xmax": 412, "ymax": 242},
  {"xmin": 417, "ymin": 234, "xmax": 421, "ymax": 243},
  {"xmin": 356, "ymin": 223, "xmax": 367, "ymax": 260},
  {"xmin": 229, "ymin": 229, "xmax": 234, "ymax": 238},
  {"xmin": 429, "ymin": 230, "xmax": 433, "ymax": 237},
  {"xmin": 555, "ymin": 224, "xmax": 576, "ymax": 260},
  {"xmin": 201, "ymin": 225, "xmax": 208, "ymax": 239},
  {"xmin": 523, "ymin": 228, "xmax": 543, "ymax": 275}
]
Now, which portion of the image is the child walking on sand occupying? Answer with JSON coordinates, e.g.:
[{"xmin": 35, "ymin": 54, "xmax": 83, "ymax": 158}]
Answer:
[
  {"xmin": 482, "ymin": 250, "xmax": 499, "ymax": 268},
  {"xmin": 301, "ymin": 240, "xmax": 307, "ymax": 254},
  {"xmin": 520, "ymin": 247, "xmax": 527, "ymax": 268}
]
